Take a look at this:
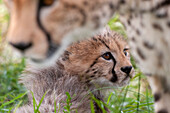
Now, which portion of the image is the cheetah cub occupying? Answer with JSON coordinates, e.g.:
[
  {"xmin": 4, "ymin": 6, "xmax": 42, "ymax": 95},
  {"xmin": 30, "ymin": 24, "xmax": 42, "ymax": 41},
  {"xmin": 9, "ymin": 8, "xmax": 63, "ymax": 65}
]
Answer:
[{"xmin": 16, "ymin": 29, "xmax": 134, "ymax": 113}]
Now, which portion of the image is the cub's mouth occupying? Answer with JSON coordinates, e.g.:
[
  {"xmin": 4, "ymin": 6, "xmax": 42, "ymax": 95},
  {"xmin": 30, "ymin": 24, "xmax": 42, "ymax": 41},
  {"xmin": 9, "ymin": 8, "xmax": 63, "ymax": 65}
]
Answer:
[
  {"xmin": 123, "ymin": 74, "xmax": 132, "ymax": 81},
  {"xmin": 119, "ymin": 71, "xmax": 135, "ymax": 87},
  {"xmin": 109, "ymin": 68, "xmax": 135, "ymax": 87}
]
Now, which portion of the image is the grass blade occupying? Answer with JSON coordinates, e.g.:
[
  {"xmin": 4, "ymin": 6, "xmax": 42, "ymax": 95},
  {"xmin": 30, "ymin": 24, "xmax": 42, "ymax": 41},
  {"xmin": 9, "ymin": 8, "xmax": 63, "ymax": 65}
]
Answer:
[
  {"xmin": 90, "ymin": 99, "xmax": 95, "ymax": 113},
  {"xmin": 0, "ymin": 92, "xmax": 27, "ymax": 109},
  {"xmin": 136, "ymin": 72, "xmax": 141, "ymax": 113},
  {"xmin": 36, "ymin": 91, "xmax": 48, "ymax": 112}
]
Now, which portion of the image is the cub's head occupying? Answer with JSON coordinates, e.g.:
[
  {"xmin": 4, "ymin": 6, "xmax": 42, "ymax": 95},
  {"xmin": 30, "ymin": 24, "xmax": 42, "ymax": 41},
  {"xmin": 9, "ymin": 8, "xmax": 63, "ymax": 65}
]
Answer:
[
  {"xmin": 3, "ymin": 0, "xmax": 114, "ymax": 63},
  {"xmin": 59, "ymin": 30, "xmax": 135, "ymax": 87}
]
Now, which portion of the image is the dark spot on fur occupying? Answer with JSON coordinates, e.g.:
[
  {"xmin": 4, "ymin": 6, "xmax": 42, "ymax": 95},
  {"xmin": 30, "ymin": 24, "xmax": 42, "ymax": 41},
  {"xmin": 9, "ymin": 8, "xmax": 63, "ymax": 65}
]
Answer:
[
  {"xmin": 140, "ymin": 10, "xmax": 147, "ymax": 14},
  {"xmin": 98, "ymin": 71, "xmax": 103, "ymax": 75},
  {"xmin": 79, "ymin": 9, "xmax": 87, "ymax": 25},
  {"xmin": 92, "ymin": 68, "xmax": 96, "ymax": 71},
  {"xmin": 90, "ymin": 75, "xmax": 95, "ymax": 78},
  {"xmin": 131, "ymin": 37, "xmax": 136, "ymax": 42},
  {"xmin": 136, "ymin": 29, "xmax": 141, "ymax": 35},
  {"xmin": 158, "ymin": 52, "xmax": 163, "ymax": 68},
  {"xmin": 120, "ymin": 0, "xmax": 126, "ymax": 4},
  {"xmin": 92, "ymin": 16, "xmax": 100, "ymax": 28},
  {"xmin": 86, "ymin": 70, "xmax": 90, "ymax": 73},
  {"xmin": 157, "ymin": 109, "xmax": 168, "ymax": 113},
  {"xmin": 129, "ymin": 14, "xmax": 133, "ymax": 19},
  {"xmin": 85, "ymin": 80, "xmax": 90, "ymax": 83},
  {"xmin": 143, "ymin": 41, "xmax": 154, "ymax": 49},
  {"xmin": 154, "ymin": 93, "xmax": 161, "ymax": 102},
  {"xmin": 92, "ymin": 37, "xmax": 97, "ymax": 42},
  {"xmin": 152, "ymin": 23, "xmax": 163, "ymax": 31},
  {"xmin": 141, "ymin": 22, "xmax": 145, "ymax": 27},
  {"xmin": 109, "ymin": 3, "xmax": 114, "ymax": 9},
  {"xmin": 62, "ymin": 51, "xmax": 71, "ymax": 61},
  {"xmin": 167, "ymin": 21, "xmax": 170, "ymax": 28},
  {"xmin": 127, "ymin": 19, "xmax": 131, "ymax": 25},
  {"xmin": 151, "ymin": 0, "xmax": 170, "ymax": 12},
  {"xmin": 71, "ymin": 4, "xmax": 76, "ymax": 9},
  {"xmin": 160, "ymin": 76, "xmax": 170, "ymax": 93},
  {"xmin": 137, "ymin": 48, "xmax": 146, "ymax": 60},
  {"xmin": 156, "ymin": 12, "xmax": 168, "ymax": 18},
  {"xmin": 83, "ymin": 1, "xmax": 88, "ymax": 6},
  {"xmin": 93, "ymin": 71, "xmax": 97, "ymax": 74},
  {"xmin": 130, "ymin": 8, "xmax": 135, "ymax": 12},
  {"xmin": 107, "ymin": 32, "xmax": 110, "ymax": 37}
]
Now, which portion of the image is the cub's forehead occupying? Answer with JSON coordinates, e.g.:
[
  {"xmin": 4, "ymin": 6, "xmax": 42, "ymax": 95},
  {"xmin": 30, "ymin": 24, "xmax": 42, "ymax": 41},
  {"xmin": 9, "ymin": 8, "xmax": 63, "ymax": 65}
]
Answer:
[
  {"xmin": 67, "ymin": 31, "xmax": 127, "ymax": 55},
  {"xmin": 101, "ymin": 32, "xmax": 127, "ymax": 47},
  {"xmin": 94, "ymin": 31, "xmax": 128, "ymax": 52}
]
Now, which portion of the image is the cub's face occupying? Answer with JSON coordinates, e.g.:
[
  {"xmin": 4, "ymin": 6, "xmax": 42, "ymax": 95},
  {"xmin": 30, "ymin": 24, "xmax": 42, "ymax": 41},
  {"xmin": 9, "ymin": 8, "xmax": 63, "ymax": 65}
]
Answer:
[
  {"xmin": 60, "ymin": 31, "xmax": 135, "ymax": 86},
  {"xmin": 3, "ymin": 0, "xmax": 114, "ymax": 63}
]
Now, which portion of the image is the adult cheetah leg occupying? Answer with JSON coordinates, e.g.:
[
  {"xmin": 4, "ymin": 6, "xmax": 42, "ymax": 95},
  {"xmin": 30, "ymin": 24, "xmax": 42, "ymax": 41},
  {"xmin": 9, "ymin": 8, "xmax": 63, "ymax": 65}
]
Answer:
[{"xmin": 147, "ymin": 75, "xmax": 170, "ymax": 113}]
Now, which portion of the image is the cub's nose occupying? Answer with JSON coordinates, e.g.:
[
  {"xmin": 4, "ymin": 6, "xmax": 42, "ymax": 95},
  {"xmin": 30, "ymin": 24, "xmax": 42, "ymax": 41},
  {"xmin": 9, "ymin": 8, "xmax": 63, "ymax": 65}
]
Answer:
[
  {"xmin": 9, "ymin": 42, "xmax": 33, "ymax": 51},
  {"xmin": 121, "ymin": 66, "xmax": 132, "ymax": 75}
]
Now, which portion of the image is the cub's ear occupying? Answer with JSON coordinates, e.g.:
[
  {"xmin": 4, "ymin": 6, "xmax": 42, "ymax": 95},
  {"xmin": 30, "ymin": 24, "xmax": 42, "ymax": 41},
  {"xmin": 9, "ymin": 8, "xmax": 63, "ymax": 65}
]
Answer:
[{"xmin": 3, "ymin": 0, "xmax": 12, "ymax": 12}]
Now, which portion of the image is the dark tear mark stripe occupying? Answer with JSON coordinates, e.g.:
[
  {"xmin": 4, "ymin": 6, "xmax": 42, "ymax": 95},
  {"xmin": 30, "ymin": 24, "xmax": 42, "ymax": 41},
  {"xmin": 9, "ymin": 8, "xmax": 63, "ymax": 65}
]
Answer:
[
  {"xmin": 96, "ymin": 38, "xmax": 117, "ymax": 82},
  {"xmin": 98, "ymin": 37, "xmax": 117, "ymax": 79},
  {"xmin": 37, "ymin": 0, "xmax": 59, "ymax": 58},
  {"xmin": 110, "ymin": 52, "xmax": 117, "ymax": 82}
]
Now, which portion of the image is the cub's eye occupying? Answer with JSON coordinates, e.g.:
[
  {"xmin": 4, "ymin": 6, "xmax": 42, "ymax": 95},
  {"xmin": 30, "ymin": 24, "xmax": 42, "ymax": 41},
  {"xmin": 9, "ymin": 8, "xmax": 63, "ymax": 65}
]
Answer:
[
  {"xmin": 43, "ymin": 0, "xmax": 54, "ymax": 6},
  {"xmin": 123, "ymin": 48, "xmax": 129, "ymax": 56},
  {"xmin": 124, "ymin": 51, "xmax": 128, "ymax": 56},
  {"xmin": 102, "ymin": 52, "xmax": 112, "ymax": 60}
]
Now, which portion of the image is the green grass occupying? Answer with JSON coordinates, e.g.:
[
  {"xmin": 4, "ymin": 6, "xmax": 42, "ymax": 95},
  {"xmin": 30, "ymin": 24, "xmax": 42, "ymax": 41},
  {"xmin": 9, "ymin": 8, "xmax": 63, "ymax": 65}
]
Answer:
[
  {"xmin": 0, "ymin": 59, "xmax": 27, "ymax": 113},
  {"xmin": 0, "ymin": 1, "xmax": 154, "ymax": 113}
]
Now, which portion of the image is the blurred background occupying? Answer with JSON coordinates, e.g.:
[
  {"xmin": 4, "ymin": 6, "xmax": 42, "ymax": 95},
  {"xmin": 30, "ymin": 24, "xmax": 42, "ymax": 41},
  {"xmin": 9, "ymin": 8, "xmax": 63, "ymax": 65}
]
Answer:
[{"xmin": 0, "ymin": 0, "xmax": 154, "ymax": 113}]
